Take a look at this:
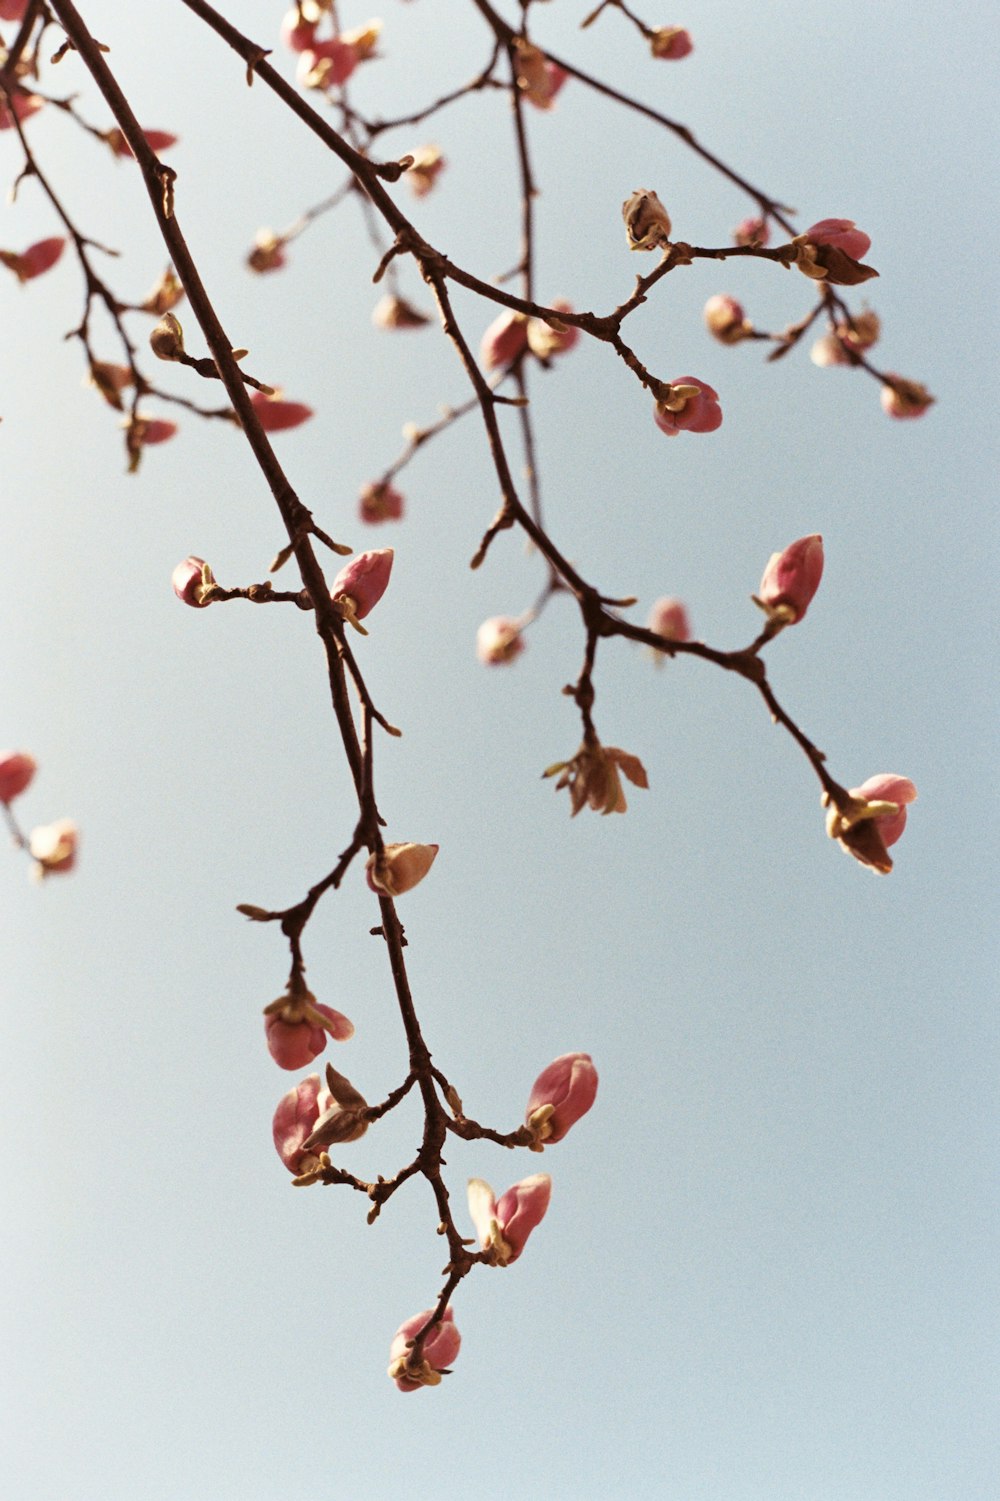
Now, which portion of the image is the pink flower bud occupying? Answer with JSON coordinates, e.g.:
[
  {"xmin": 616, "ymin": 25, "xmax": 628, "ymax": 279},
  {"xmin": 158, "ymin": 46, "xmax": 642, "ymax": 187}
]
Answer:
[
  {"xmin": 0, "ymin": 3, "xmax": 29, "ymax": 22},
  {"xmin": 647, "ymin": 597, "xmax": 691, "ymax": 644},
  {"xmin": 810, "ymin": 333, "xmax": 852, "ymax": 368},
  {"xmin": 825, "ymin": 774, "xmax": 917, "ymax": 874},
  {"xmin": 0, "ymin": 750, "xmax": 36, "ymax": 803},
  {"xmin": 476, "ymin": 616, "xmax": 525, "ymax": 665},
  {"xmin": 794, "ymin": 221, "xmax": 877, "ymax": 285},
  {"xmin": 172, "ymin": 555, "xmax": 216, "ymax": 608},
  {"xmin": 653, "ymin": 377, "xmax": 722, "ymax": 436},
  {"xmin": 366, "ymin": 841, "xmax": 438, "ymax": 897},
  {"xmin": 514, "ymin": 42, "xmax": 567, "ymax": 110},
  {"xmin": 525, "ymin": 1053, "xmax": 598, "ymax": 1145},
  {"xmin": 297, "ymin": 38, "xmax": 357, "ymax": 90},
  {"xmin": 0, "ymin": 236, "xmax": 65, "ymax": 283},
  {"xmin": 249, "ymin": 392, "xmax": 314, "ymax": 432},
  {"xmin": 359, "ymin": 481, "xmax": 404, "ymax": 524},
  {"xmin": 0, "ymin": 91, "xmax": 41, "ymax": 131},
  {"xmin": 264, "ymin": 994, "xmax": 354, "ymax": 1070},
  {"xmin": 733, "ymin": 215, "xmax": 769, "ymax": 247},
  {"xmin": 526, "ymin": 298, "xmax": 579, "ymax": 360},
  {"xmin": 703, "ymin": 294, "xmax": 751, "ymax": 344},
  {"xmin": 467, "ymin": 1173, "xmax": 552, "ymax": 1265},
  {"xmin": 480, "ymin": 310, "xmax": 528, "ymax": 371},
  {"xmin": 279, "ymin": 6, "xmax": 317, "ymax": 52},
  {"xmin": 803, "ymin": 218, "xmax": 872, "ymax": 260},
  {"xmin": 330, "ymin": 548, "xmax": 394, "ymax": 626},
  {"xmin": 28, "ymin": 819, "xmax": 78, "ymax": 877},
  {"xmin": 372, "ymin": 293, "xmax": 431, "ymax": 330},
  {"xmin": 406, "ymin": 144, "xmax": 446, "ymax": 198},
  {"xmin": 388, "ymin": 1307, "xmax": 461, "ymax": 1392},
  {"xmin": 272, "ymin": 1073, "xmax": 334, "ymax": 1174},
  {"xmin": 880, "ymin": 375, "xmax": 934, "ymax": 420},
  {"xmin": 247, "ymin": 230, "xmax": 288, "ymax": 273},
  {"xmin": 110, "ymin": 128, "xmax": 178, "ymax": 158},
  {"xmin": 128, "ymin": 415, "xmax": 178, "ymax": 446},
  {"xmin": 756, "ymin": 534, "xmax": 824, "ymax": 624},
  {"xmin": 650, "ymin": 26, "xmax": 693, "ymax": 60}
]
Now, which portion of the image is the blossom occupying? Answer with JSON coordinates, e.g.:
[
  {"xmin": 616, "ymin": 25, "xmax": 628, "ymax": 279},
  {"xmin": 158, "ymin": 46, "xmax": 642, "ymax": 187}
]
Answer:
[
  {"xmin": 0, "ymin": 751, "xmax": 36, "ymax": 803},
  {"xmin": 880, "ymin": 375, "xmax": 934, "ymax": 420},
  {"xmin": 405, "ymin": 144, "xmax": 445, "ymax": 198},
  {"xmin": 480, "ymin": 309, "xmax": 528, "ymax": 371},
  {"xmin": 263, "ymin": 990, "xmax": 354, "ymax": 1070},
  {"xmin": 247, "ymin": 230, "xmax": 288, "ymax": 274},
  {"xmin": 703, "ymin": 294, "xmax": 751, "ymax": 345},
  {"xmin": 28, "ymin": 819, "xmax": 78, "ymax": 877},
  {"xmin": 330, "ymin": 548, "xmax": 394, "ymax": 629},
  {"xmin": 467, "ymin": 1174, "xmax": 552, "ymax": 1265},
  {"xmin": 526, "ymin": 299, "xmax": 579, "ymax": 360},
  {"xmin": 525, "ymin": 1053, "xmax": 598, "ymax": 1146},
  {"xmin": 0, "ymin": 237, "xmax": 65, "ymax": 283},
  {"xmin": 653, "ymin": 377, "xmax": 722, "ymax": 436},
  {"xmin": 366, "ymin": 841, "xmax": 438, "ymax": 897},
  {"xmin": 272, "ymin": 1073, "xmax": 333, "ymax": 1176},
  {"xmin": 810, "ymin": 333, "xmax": 851, "ymax": 369},
  {"xmin": 249, "ymin": 391, "xmax": 314, "ymax": 432},
  {"xmin": 359, "ymin": 480, "xmax": 404, "ymax": 524},
  {"xmin": 476, "ymin": 616, "xmax": 526, "ymax": 665},
  {"xmin": 172, "ymin": 555, "xmax": 216, "ymax": 607},
  {"xmin": 793, "ymin": 219, "xmax": 877, "ymax": 285},
  {"xmin": 622, "ymin": 189, "xmax": 672, "ymax": 251},
  {"xmin": 650, "ymin": 27, "xmax": 693, "ymax": 60},
  {"xmin": 514, "ymin": 41, "xmax": 567, "ymax": 110},
  {"xmin": 825, "ymin": 774, "xmax": 917, "ymax": 874},
  {"xmin": 647, "ymin": 597, "xmax": 690, "ymax": 644},
  {"xmin": 544, "ymin": 740, "xmax": 648, "ymax": 817},
  {"xmin": 372, "ymin": 293, "xmax": 431, "ymax": 330},
  {"xmin": 0, "ymin": 92, "xmax": 42, "ymax": 131},
  {"xmin": 755, "ymin": 534, "xmax": 824, "ymax": 625},
  {"xmin": 388, "ymin": 1307, "xmax": 461, "ymax": 1392},
  {"xmin": 279, "ymin": 5, "xmax": 317, "ymax": 52},
  {"xmin": 109, "ymin": 128, "xmax": 178, "ymax": 158},
  {"xmin": 296, "ymin": 38, "xmax": 357, "ymax": 90},
  {"xmin": 733, "ymin": 215, "xmax": 769, "ymax": 247}
]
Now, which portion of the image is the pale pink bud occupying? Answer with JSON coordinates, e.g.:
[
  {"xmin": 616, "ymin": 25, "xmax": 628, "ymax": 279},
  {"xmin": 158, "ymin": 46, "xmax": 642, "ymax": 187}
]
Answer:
[
  {"xmin": 803, "ymin": 218, "xmax": 871, "ymax": 260},
  {"xmin": 622, "ymin": 189, "xmax": 672, "ymax": 251},
  {"xmin": 825, "ymin": 774, "xmax": 917, "ymax": 874},
  {"xmin": 756, "ymin": 534, "xmax": 824, "ymax": 624},
  {"xmin": 703, "ymin": 294, "xmax": 751, "ymax": 345},
  {"xmin": 366, "ymin": 841, "xmax": 438, "ymax": 897},
  {"xmin": 330, "ymin": 548, "xmax": 394, "ymax": 625},
  {"xmin": 526, "ymin": 299, "xmax": 579, "ymax": 360},
  {"xmin": 359, "ymin": 481, "xmax": 404, "ymax": 524},
  {"xmin": 733, "ymin": 215, "xmax": 769, "ymax": 247},
  {"xmin": 0, "ymin": 750, "xmax": 36, "ymax": 803},
  {"xmin": 476, "ymin": 616, "xmax": 525, "ymax": 665},
  {"xmin": 280, "ymin": 6, "xmax": 317, "ymax": 52},
  {"xmin": 480, "ymin": 310, "xmax": 528, "ymax": 371},
  {"xmin": 272, "ymin": 1073, "xmax": 333, "ymax": 1174},
  {"xmin": 264, "ymin": 995, "xmax": 354, "ymax": 1070},
  {"xmin": 172, "ymin": 555, "xmax": 216, "ymax": 607},
  {"xmin": 467, "ymin": 1173, "xmax": 552, "ymax": 1265},
  {"xmin": 838, "ymin": 308, "xmax": 880, "ymax": 352},
  {"xmin": 128, "ymin": 415, "xmax": 178, "ymax": 446},
  {"xmin": 28, "ymin": 819, "xmax": 78, "ymax": 876},
  {"xmin": 249, "ymin": 392, "xmax": 314, "ymax": 432},
  {"xmin": 109, "ymin": 128, "xmax": 178, "ymax": 158},
  {"xmin": 653, "ymin": 377, "xmax": 722, "ymax": 436},
  {"xmin": 880, "ymin": 375, "xmax": 934, "ymax": 420},
  {"xmin": 647, "ymin": 597, "xmax": 690, "ymax": 643},
  {"xmin": 0, "ymin": 92, "xmax": 41, "ymax": 131},
  {"xmin": 650, "ymin": 26, "xmax": 693, "ymax": 60},
  {"xmin": 297, "ymin": 39, "xmax": 357, "ymax": 90},
  {"xmin": 388, "ymin": 1307, "xmax": 461, "ymax": 1392},
  {"xmin": 525, "ymin": 1053, "xmax": 598, "ymax": 1145},
  {"xmin": 406, "ymin": 144, "xmax": 446, "ymax": 198},
  {"xmin": 0, "ymin": 236, "xmax": 65, "ymax": 283},
  {"xmin": 810, "ymin": 333, "xmax": 852, "ymax": 368},
  {"xmin": 372, "ymin": 293, "xmax": 431, "ymax": 330},
  {"xmin": 793, "ymin": 220, "xmax": 877, "ymax": 285},
  {"xmin": 514, "ymin": 42, "xmax": 567, "ymax": 110}
]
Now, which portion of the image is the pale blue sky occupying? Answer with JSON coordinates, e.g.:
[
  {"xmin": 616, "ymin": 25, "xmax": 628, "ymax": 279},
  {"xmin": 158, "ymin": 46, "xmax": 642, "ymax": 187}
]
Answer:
[{"xmin": 2, "ymin": 3, "xmax": 997, "ymax": 1499}]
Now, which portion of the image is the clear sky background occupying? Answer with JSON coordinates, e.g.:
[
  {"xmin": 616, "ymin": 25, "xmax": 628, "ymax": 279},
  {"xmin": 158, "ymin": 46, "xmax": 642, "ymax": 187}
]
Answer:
[{"xmin": 2, "ymin": 3, "xmax": 997, "ymax": 1499}]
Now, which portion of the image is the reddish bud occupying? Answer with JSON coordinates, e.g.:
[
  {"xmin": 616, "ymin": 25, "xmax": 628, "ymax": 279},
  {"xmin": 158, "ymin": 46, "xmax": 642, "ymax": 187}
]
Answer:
[
  {"xmin": 650, "ymin": 27, "xmax": 693, "ymax": 60},
  {"xmin": 279, "ymin": 6, "xmax": 317, "ymax": 52},
  {"xmin": 109, "ymin": 128, "xmax": 178, "ymax": 158},
  {"xmin": 247, "ymin": 230, "xmax": 288, "ymax": 274},
  {"xmin": 733, "ymin": 215, "xmax": 769, "ymax": 247},
  {"xmin": 128, "ymin": 415, "xmax": 178, "ymax": 446},
  {"xmin": 0, "ymin": 750, "xmax": 36, "ymax": 803},
  {"xmin": 172, "ymin": 556, "xmax": 216, "ymax": 607},
  {"xmin": 756, "ymin": 534, "xmax": 824, "ymax": 625},
  {"xmin": 703, "ymin": 293, "xmax": 751, "ymax": 344},
  {"xmin": 366, "ymin": 841, "xmax": 438, "ymax": 897},
  {"xmin": 825, "ymin": 775, "xmax": 917, "ymax": 874},
  {"xmin": 388, "ymin": 1307, "xmax": 461, "ymax": 1392},
  {"xmin": 272, "ymin": 1073, "xmax": 333, "ymax": 1175},
  {"xmin": 525, "ymin": 1053, "xmax": 598, "ymax": 1146},
  {"xmin": 0, "ymin": 92, "xmax": 41, "ymax": 131},
  {"xmin": 249, "ymin": 391, "xmax": 314, "ymax": 432},
  {"xmin": 28, "ymin": 819, "xmax": 78, "ymax": 877},
  {"xmin": 406, "ymin": 144, "xmax": 446, "ymax": 198},
  {"xmin": 480, "ymin": 310, "xmax": 528, "ymax": 371},
  {"xmin": 794, "ymin": 220, "xmax": 877, "ymax": 285},
  {"xmin": 514, "ymin": 42, "xmax": 567, "ymax": 110},
  {"xmin": 264, "ymin": 993, "xmax": 354, "ymax": 1070},
  {"xmin": 467, "ymin": 1173, "xmax": 552, "ymax": 1265},
  {"xmin": 0, "ymin": 236, "xmax": 65, "ymax": 283},
  {"xmin": 0, "ymin": 2, "xmax": 29, "ymax": 21},
  {"xmin": 803, "ymin": 218, "xmax": 871, "ymax": 260},
  {"xmin": 526, "ymin": 298, "xmax": 579, "ymax": 360},
  {"xmin": 296, "ymin": 38, "xmax": 357, "ymax": 90},
  {"xmin": 647, "ymin": 597, "xmax": 691, "ymax": 644},
  {"xmin": 653, "ymin": 377, "xmax": 722, "ymax": 436},
  {"xmin": 359, "ymin": 481, "xmax": 404, "ymax": 524},
  {"xmin": 476, "ymin": 616, "xmax": 526, "ymax": 665},
  {"xmin": 880, "ymin": 375, "xmax": 934, "ymax": 420},
  {"xmin": 330, "ymin": 548, "xmax": 394, "ymax": 628}
]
